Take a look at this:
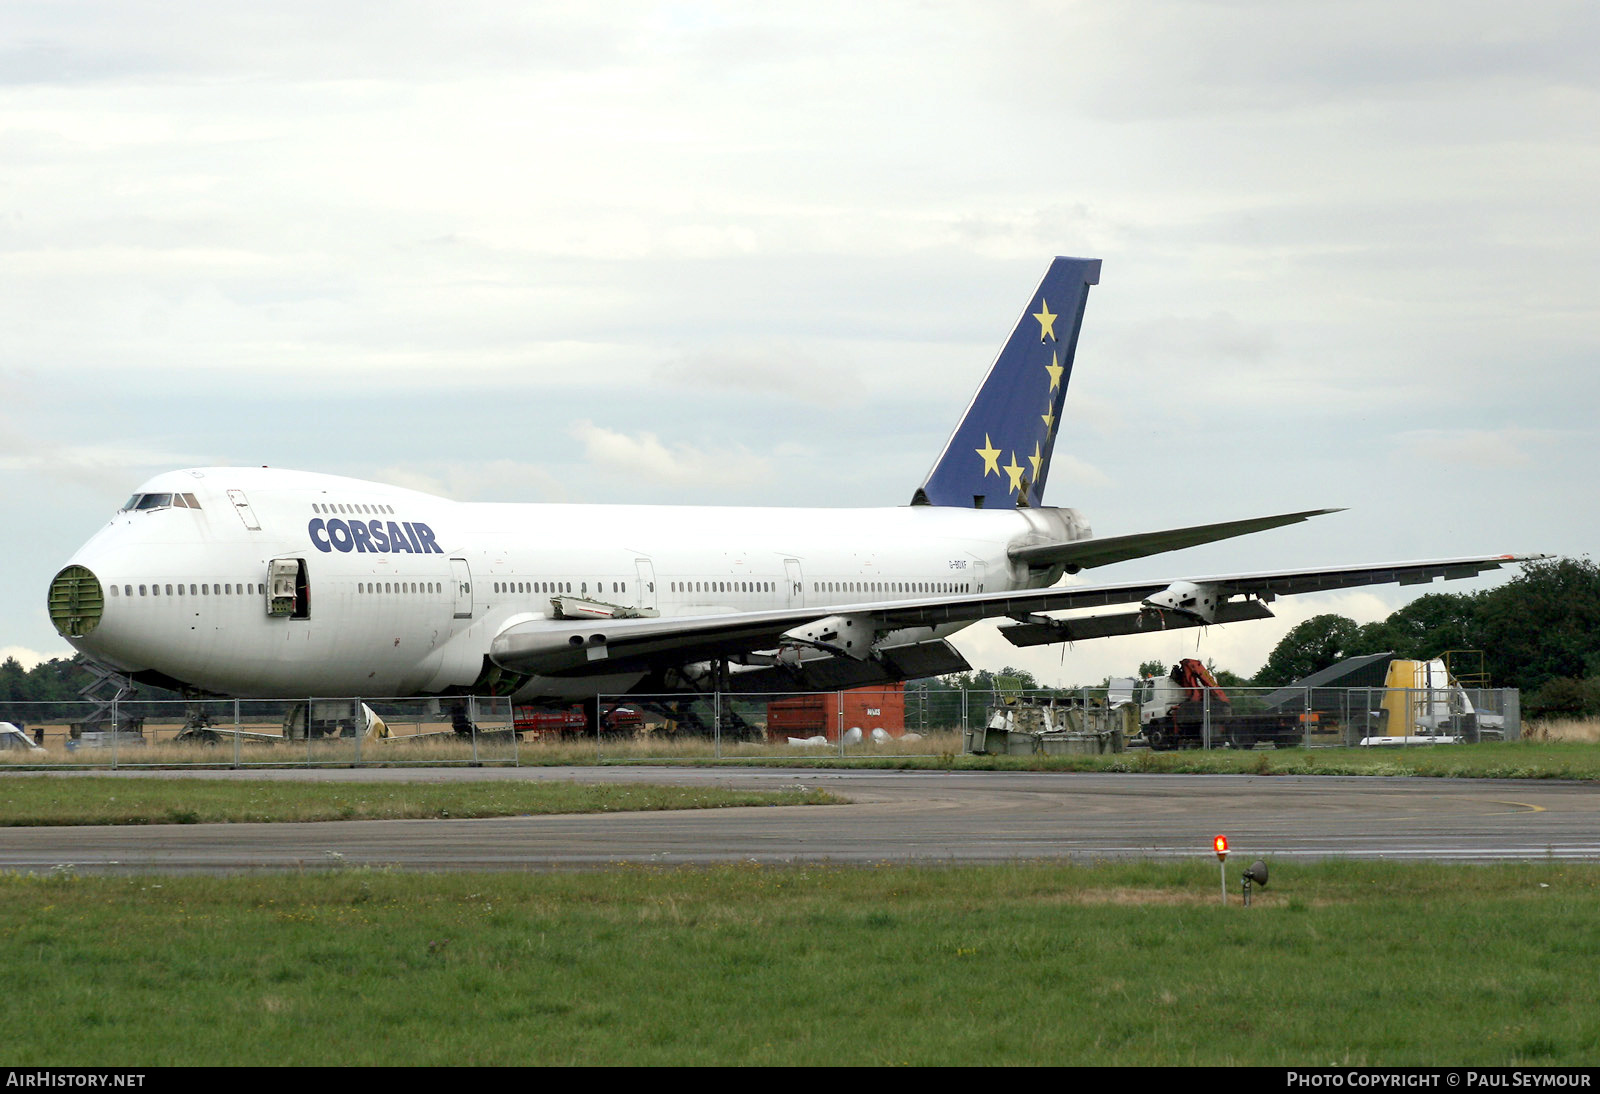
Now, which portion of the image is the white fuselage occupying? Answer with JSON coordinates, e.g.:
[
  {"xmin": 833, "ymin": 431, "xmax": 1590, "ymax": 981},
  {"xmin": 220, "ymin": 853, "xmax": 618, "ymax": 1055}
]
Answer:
[{"xmin": 59, "ymin": 468, "xmax": 1087, "ymax": 701}]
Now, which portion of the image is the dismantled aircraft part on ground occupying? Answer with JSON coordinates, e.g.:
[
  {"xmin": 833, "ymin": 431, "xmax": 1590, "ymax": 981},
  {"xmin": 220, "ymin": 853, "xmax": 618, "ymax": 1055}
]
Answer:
[{"xmin": 48, "ymin": 257, "xmax": 1547, "ymax": 712}]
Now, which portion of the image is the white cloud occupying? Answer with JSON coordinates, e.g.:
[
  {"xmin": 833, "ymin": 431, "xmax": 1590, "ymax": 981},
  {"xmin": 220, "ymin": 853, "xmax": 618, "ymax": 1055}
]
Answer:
[
  {"xmin": 0, "ymin": 645, "xmax": 72, "ymax": 671},
  {"xmin": 1045, "ymin": 455, "xmax": 1111, "ymax": 490},
  {"xmin": 653, "ymin": 342, "xmax": 855, "ymax": 405},
  {"xmin": 570, "ymin": 420, "xmax": 772, "ymax": 487},
  {"xmin": 369, "ymin": 461, "xmax": 574, "ymax": 504},
  {"xmin": 1393, "ymin": 428, "xmax": 1554, "ymax": 469}
]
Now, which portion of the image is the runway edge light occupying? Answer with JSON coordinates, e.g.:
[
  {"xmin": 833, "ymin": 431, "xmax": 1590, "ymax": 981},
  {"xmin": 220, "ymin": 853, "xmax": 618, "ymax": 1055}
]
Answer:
[{"xmin": 1213, "ymin": 835, "xmax": 1229, "ymax": 905}]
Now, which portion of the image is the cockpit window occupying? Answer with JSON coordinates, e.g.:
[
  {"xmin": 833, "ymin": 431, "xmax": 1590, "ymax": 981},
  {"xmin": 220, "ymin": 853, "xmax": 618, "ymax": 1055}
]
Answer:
[{"xmin": 120, "ymin": 491, "xmax": 202, "ymax": 513}]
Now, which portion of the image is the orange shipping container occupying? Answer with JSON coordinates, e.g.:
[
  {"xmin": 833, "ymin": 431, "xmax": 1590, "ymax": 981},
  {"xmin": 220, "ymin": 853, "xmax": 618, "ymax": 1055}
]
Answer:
[{"xmin": 766, "ymin": 685, "xmax": 906, "ymax": 742}]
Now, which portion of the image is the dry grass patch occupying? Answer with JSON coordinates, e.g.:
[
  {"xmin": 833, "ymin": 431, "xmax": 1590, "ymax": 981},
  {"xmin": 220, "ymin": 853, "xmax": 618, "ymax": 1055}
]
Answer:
[{"xmin": 1524, "ymin": 717, "xmax": 1600, "ymax": 743}]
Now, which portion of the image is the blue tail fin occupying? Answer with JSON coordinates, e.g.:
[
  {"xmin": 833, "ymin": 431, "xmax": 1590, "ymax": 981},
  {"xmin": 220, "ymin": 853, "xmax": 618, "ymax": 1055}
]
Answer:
[{"xmin": 914, "ymin": 257, "xmax": 1100, "ymax": 509}]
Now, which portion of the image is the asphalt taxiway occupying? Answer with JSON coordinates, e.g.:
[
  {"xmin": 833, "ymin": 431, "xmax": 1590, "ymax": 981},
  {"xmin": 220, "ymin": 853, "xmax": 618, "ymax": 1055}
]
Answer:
[{"xmin": 4, "ymin": 767, "xmax": 1598, "ymax": 874}]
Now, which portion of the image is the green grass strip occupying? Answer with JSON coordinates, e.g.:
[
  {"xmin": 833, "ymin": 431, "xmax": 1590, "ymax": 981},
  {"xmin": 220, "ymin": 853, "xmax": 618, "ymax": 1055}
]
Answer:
[
  {"xmin": 0, "ymin": 777, "xmax": 840, "ymax": 826},
  {"xmin": 2, "ymin": 861, "xmax": 1596, "ymax": 1066},
  {"xmin": 12, "ymin": 737, "xmax": 1598, "ymax": 780},
  {"xmin": 664, "ymin": 739, "xmax": 1600, "ymax": 780}
]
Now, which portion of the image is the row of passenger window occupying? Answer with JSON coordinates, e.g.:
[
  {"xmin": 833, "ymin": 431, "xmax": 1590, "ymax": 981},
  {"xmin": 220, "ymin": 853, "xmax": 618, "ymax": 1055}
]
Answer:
[
  {"xmin": 313, "ymin": 501, "xmax": 396, "ymax": 516},
  {"xmin": 661, "ymin": 580, "xmax": 963, "ymax": 597},
  {"xmin": 672, "ymin": 581, "xmax": 773, "ymax": 594},
  {"xmin": 109, "ymin": 582, "xmax": 257, "ymax": 597},
  {"xmin": 490, "ymin": 578, "xmax": 962, "ymax": 598},
  {"xmin": 493, "ymin": 581, "xmax": 624, "ymax": 596},
  {"xmin": 814, "ymin": 581, "xmax": 968, "ymax": 594},
  {"xmin": 358, "ymin": 582, "xmax": 440, "ymax": 594}
]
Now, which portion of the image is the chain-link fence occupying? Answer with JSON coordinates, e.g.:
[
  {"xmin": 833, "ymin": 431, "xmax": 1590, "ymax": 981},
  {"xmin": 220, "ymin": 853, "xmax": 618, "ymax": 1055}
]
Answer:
[{"xmin": 0, "ymin": 683, "xmax": 1521, "ymax": 767}]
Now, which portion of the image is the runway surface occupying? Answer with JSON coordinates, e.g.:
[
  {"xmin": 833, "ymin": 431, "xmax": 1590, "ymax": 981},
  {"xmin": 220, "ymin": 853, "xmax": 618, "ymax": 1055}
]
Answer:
[{"xmin": 4, "ymin": 767, "xmax": 1599, "ymax": 873}]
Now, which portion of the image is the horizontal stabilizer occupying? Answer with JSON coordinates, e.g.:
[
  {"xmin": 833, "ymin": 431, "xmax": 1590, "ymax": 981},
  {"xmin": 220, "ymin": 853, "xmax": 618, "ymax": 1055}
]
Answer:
[{"xmin": 1009, "ymin": 509, "xmax": 1341, "ymax": 570}]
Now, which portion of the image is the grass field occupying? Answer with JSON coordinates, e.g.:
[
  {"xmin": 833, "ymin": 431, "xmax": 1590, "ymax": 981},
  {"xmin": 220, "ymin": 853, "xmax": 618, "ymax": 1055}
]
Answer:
[
  {"xmin": 0, "ymin": 776, "xmax": 839, "ymax": 826},
  {"xmin": 3, "ymin": 860, "xmax": 1596, "ymax": 1066}
]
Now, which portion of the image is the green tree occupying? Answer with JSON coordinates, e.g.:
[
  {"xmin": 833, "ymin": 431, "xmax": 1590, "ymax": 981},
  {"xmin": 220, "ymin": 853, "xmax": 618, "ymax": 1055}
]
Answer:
[
  {"xmin": 0, "ymin": 657, "xmax": 26, "ymax": 703},
  {"xmin": 1211, "ymin": 667, "xmax": 1249, "ymax": 689},
  {"xmin": 1374, "ymin": 593, "xmax": 1483, "ymax": 661},
  {"xmin": 1476, "ymin": 557, "xmax": 1600, "ymax": 692},
  {"xmin": 1524, "ymin": 676, "xmax": 1600, "ymax": 719},
  {"xmin": 1254, "ymin": 614, "xmax": 1361, "ymax": 688}
]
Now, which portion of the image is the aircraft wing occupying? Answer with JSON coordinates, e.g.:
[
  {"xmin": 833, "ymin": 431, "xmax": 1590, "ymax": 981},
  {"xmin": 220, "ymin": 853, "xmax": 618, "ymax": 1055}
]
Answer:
[
  {"xmin": 1009, "ymin": 509, "xmax": 1341, "ymax": 570},
  {"xmin": 489, "ymin": 552, "xmax": 1544, "ymax": 677}
]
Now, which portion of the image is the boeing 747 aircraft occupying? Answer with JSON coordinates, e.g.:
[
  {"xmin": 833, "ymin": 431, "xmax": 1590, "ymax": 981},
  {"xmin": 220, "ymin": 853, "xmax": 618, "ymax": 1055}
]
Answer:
[{"xmin": 47, "ymin": 258, "xmax": 1539, "ymax": 709}]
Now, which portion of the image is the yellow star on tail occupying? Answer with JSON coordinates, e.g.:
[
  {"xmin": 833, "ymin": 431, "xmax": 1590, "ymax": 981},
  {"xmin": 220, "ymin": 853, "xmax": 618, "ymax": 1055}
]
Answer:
[
  {"xmin": 1003, "ymin": 451, "xmax": 1026, "ymax": 494},
  {"xmin": 1045, "ymin": 350, "xmax": 1064, "ymax": 391},
  {"xmin": 975, "ymin": 433, "xmax": 1002, "ymax": 478},
  {"xmin": 1033, "ymin": 299, "xmax": 1057, "ymax": 342},
  {"xmin": 1027, "ymin": 441, "xmax": 1042, "ymax": 483}
]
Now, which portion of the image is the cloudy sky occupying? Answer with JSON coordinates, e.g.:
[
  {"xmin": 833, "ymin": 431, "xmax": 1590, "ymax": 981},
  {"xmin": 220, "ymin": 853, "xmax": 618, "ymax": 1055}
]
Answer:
[{"xmin": 4, "ymin": 1, "xmax": 1596, "ymax": 686}]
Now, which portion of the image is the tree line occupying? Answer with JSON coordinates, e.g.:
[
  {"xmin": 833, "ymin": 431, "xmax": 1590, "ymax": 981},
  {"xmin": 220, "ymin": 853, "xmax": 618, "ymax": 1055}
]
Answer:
[{"xmin": 0, "ymin": 655, "xmax": 180, "ymax": 722}]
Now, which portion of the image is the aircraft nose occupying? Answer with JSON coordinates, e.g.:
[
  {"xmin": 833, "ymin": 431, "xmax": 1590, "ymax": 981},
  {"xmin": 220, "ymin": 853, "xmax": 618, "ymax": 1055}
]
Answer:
[{"xmin": 48, "ymin": 564, "xmax": 105, "ymax": 639}]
